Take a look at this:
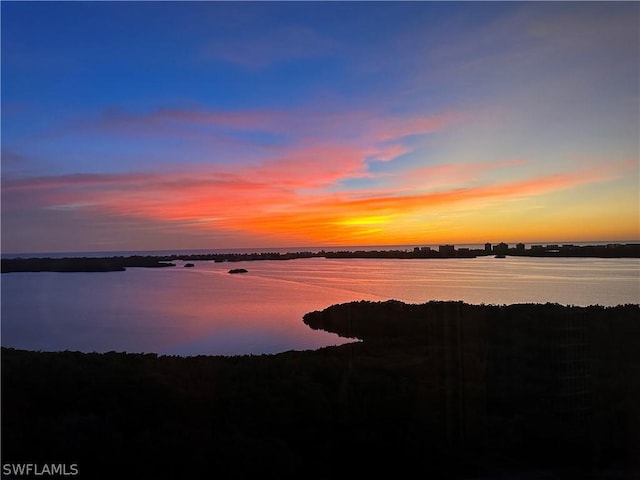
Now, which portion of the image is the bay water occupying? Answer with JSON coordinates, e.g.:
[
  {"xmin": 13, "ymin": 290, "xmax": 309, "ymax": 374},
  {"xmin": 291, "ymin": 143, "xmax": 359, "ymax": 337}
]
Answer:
[{"xmin": 2, "ymin": 256, "xmax": 638, "ymax": 356}]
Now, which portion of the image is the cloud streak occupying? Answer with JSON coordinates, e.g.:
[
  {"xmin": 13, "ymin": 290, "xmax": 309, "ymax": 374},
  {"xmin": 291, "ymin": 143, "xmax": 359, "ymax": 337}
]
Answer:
[
  {"xmin": 3, "ymin": 2, "xmax": 637, "ymax": 251},
  {"xmin": 86, "ymin": 105, "xmax": 456, "ymax": 145},
  {"xmin": 3, "ymin": 155, "xmax": 631, "ymax": 246},
  {"xmin": 43, "ymin": 104, "xmax": 457, "ymax": 181}
]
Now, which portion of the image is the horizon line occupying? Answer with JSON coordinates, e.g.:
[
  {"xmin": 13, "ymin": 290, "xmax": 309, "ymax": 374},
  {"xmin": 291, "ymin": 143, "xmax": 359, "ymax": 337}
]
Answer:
[{"xmin": 3, "ymin": 239, "xmax": 639, "ymax": 258}]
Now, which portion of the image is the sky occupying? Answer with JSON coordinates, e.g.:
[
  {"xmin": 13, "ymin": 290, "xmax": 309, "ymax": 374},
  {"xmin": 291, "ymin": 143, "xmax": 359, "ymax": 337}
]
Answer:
[{"xmin": 1, "ymin": 1, "xmax": 639, "ymax": 253}]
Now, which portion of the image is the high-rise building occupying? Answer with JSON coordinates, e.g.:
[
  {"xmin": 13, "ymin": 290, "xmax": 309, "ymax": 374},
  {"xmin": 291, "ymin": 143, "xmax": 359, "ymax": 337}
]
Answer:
[
  {"xmin": 439, "ymin": 244, "xmax": 455, "ymax": 256},
  {"xmin": 494, "ymin": 242, "xmax": 508, "ymax": 254}
]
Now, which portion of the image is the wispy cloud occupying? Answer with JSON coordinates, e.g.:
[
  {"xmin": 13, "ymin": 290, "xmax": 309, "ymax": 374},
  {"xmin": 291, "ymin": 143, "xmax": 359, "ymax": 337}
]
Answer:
[
  {"xmin": 3, "ymin": 155, "xmax": 631, "ymax": 246},
  {"xmin": 42, "ymin": 104, "xmax": 457, "ymax": 178},
  {"xmin": 85, "ymin": 105, "xmax": 455, "ymax": 145},
  {"xmin": 3, "ymin": 2, "xmax": 637, "ymax": 252},
  {"xmin": 395, "ymin": 159, "xmax": 527, "ymax": 190},
  {"xmin": 2, "ymin": 172, "xmax": 155, "ymax": 191}
]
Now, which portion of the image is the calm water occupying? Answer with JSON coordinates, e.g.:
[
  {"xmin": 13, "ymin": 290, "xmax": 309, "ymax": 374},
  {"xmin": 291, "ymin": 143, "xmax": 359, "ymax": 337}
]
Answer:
[{"xmin": 2, "ymin": 256, "xmax": 639, "ymax": 356}]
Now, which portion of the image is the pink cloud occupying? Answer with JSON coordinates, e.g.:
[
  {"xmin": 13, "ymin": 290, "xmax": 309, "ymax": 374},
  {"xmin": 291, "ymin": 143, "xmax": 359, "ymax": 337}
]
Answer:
[
  {"xmin": 366, "ymin": 112, "xmax": 458, "ymax": 142},
  {"xmin": 369, "ymin": 144, "xmax": 411, "ymax": 163},
  {"xmin": 33, "ymin": 106, "xmax": 458, "ymax": 197},
  {"xmin": 53, "ymin": 105, "xmax": 456, "ymax": 189},
  {"xmin": 3, "ymin": 155, "xmax": 631, "ymax": 246},
  {"xmin": 248, "ymin": 144, "xmax": 376, "ymax": 189},
  {"xmin": 68, "ymin": 105, "xmax": 457, "ymax": 161},
  {"xmin": 335, "ymin": 162, "xmax": 630, "ymax": 214},
  {"xmin": 396, "ymin": 159, "xmax": 527, "ymax": 189}
]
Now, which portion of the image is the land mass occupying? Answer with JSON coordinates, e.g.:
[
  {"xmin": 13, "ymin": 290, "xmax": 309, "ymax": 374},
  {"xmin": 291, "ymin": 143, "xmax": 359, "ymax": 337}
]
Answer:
[
  {"xmin": 2, "ymin": 242, "xmax": 639, "ymax": 273},
  {"xmin": 0, "ymin": 256, "xmax": 176, "ymax": 273},
  {"xmin": 2, "ymin": 300, "xmax": 639, "ymax": 479}
]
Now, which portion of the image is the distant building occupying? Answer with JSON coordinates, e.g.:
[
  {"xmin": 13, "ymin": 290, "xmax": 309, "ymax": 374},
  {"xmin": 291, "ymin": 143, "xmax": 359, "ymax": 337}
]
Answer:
[
  {"xmin": 493, "ymin": 242, "xmax": 508, "ymax": 255},
  {"xmin": 439, "ymin": 245, "xmax": 455, "ymax": 256},
  {"xmin": 484, "ymin": 243, "xmax": 492, "ymax": 253},
  {"xmin": 516, "ymin": 243, "xmax": 525, "ymax": 252}
]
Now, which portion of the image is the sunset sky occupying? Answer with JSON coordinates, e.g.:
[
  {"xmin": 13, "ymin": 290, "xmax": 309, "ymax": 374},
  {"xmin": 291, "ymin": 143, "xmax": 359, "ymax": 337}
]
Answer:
[{"xmin": 2, "ymin": 1, "xmax": 638, "ymax": 253}]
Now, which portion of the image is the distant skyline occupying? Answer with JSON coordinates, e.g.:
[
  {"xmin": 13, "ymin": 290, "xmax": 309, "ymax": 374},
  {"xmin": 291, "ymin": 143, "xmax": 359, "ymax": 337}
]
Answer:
[{"xmin": 2, "ymin": 1, "xmax": 639, "ymax": 253}]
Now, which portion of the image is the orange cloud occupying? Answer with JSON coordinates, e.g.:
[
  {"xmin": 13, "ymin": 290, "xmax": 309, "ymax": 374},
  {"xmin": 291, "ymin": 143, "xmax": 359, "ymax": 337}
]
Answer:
[
  {"xmin": 248, "ymin": 144, "xmax": 373, "ymax": 188},
  {"xmin": 335, "ymin": 162, "xmax": 628, "ymax": 213},
  {"xmin": 4, "ymin": 155, "xmax": 631, "ymax": 247}
]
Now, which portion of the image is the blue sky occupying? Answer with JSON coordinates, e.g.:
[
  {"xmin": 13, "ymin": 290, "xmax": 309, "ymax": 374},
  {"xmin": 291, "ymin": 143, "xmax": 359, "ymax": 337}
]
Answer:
[{"xmin": 2, "ymin": 1, "xmax": 638, "ymax": 253}]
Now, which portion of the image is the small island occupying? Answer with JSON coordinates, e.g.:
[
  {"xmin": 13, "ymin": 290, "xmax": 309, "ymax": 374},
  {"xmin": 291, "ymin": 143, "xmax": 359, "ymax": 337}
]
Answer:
[
  {"xmin": 184, "ymin": 263, "xmax": 195, "ymax": 268},
  {"xmin": 228, "ymin": 268, "xmax": 248, "ymax": 274}
]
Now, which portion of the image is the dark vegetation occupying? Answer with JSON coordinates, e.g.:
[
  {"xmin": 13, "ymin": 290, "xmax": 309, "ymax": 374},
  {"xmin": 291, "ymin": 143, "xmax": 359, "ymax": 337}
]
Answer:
[
  {"xmin": 228, "ymin": 268, "xmax": 248, "ymax": 274},
  {"xmin": 2, "ymin": 301, "xmax": 639, "ymax": 479},
  {"xmin": 153, "ymin": 242, "xmax": 640, "ymax": 260},
  {"xmin": 0, "ymin": 256, "xmax": 175, "ymax": 273},
  {"xmin": 3, "ymin": 243, "xmax": 638, "ymax": 273}
]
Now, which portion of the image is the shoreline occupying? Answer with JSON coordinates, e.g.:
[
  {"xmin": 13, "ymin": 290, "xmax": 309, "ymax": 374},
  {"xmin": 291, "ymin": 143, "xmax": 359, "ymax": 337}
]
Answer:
[
  {"xmin": 3, "ymin": 299, "xmax": 639, "ymax": 358},
  {"xmin": 2, "ymin": 242, "xmax": 639, "ymax": 273},
  {"xmin": 2, "ymin": 300, "xmax": 639, "ymax": 478}
]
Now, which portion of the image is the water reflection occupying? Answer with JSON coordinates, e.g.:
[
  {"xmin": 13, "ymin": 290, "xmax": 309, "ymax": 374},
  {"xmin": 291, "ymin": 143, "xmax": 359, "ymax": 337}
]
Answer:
[{"xmin": 1, "ymin": 257, "xmax": 638, "ymax": 355}]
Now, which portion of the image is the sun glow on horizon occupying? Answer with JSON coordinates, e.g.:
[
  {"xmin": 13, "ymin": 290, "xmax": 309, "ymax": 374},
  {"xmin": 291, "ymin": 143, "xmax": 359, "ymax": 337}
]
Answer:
[{"xmin": 1, "ymin": 2, "xmax": 638, "ymax": 252}]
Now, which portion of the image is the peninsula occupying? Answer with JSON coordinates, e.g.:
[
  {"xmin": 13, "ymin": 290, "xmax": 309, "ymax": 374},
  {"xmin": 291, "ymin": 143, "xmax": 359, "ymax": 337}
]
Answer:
[
  {"xmin": 0, "ymin": 256, "xmax": 175, "ymax": 273},
  {"xmin": 2, "ymin": 300, "xmax": 638, "ymax": 478}
]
